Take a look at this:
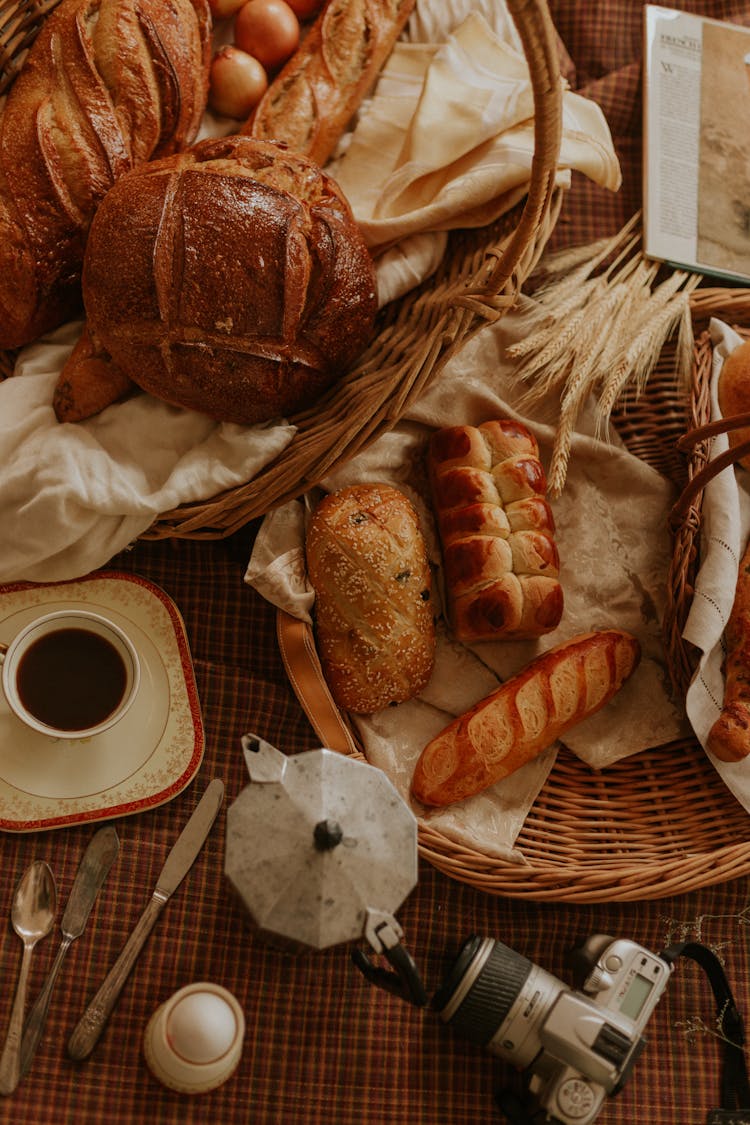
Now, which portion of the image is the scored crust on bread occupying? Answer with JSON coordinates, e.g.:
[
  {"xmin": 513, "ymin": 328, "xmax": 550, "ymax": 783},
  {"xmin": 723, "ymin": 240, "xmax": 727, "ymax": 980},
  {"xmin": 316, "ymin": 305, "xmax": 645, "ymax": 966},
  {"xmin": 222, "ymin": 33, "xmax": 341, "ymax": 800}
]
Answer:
[
  {"xmin": 242, "ymin": 0, "xmax": 417, "ymax": 166},
  {"xmin": 428, "ymin": 420, "xmax": 564, "ymax": 641},
  {"xmin": 411, "ymin": 629, "xmax": 641, "ymax": 806},
  {"xmin": 305, "ymin": 483, "xmax": 436, "ymax": 714},
  {"xmin": 80, "ymin": 135, "xmax": 378, "ymax": 424},
  {"xmin": 0, "ymin": 0, "xmax": 211, "ymax": 350}
]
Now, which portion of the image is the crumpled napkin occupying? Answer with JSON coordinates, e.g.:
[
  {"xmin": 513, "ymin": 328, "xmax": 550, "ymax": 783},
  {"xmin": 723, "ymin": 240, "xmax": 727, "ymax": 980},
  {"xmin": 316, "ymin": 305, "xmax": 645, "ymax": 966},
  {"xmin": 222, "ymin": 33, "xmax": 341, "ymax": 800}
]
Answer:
[
  {"xmin": 683, "ymin": 318, "xmax": 750, "ymax": 813},
  {"xmin": 0, "ymin": 323, "xmax": 295, "ymax": 583},
  {"xmin": 330, "ymin": 9, "xmax": 620, "ymax": 278},
  {"xmin": 245, "ymin": 301, "xmax": 688, "ymax": 861}
]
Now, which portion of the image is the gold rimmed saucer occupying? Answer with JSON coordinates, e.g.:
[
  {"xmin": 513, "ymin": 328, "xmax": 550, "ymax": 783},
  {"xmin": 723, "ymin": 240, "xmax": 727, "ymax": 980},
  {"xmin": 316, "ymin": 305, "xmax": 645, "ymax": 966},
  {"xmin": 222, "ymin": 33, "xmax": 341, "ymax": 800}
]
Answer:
[{"xmin": 0, "ymin": 571, "xmax": 204, "ymax": 831}]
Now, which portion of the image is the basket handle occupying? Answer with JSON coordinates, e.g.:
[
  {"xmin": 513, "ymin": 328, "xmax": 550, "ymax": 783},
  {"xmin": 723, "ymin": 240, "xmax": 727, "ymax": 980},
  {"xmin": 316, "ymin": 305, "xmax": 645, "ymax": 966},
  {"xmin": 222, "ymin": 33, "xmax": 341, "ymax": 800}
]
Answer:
[
  {"xmin": 275, "ymin": 609, "xmax": 362, "ymax": 757},
  {"xmin": 670, "ymin": 414, "xmax": 750, "ymax": 524},
  {"xmin": 480, "ymin": 0, "xmax": 563, "ymax": 298}
]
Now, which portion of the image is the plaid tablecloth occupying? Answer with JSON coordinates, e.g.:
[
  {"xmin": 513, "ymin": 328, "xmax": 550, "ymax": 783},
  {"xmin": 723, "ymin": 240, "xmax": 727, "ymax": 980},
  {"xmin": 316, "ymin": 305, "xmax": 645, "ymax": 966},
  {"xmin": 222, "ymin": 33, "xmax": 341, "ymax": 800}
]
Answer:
[{"xmin": 2, "ymin": 3, "xmax": 750, "ymax": 1124}]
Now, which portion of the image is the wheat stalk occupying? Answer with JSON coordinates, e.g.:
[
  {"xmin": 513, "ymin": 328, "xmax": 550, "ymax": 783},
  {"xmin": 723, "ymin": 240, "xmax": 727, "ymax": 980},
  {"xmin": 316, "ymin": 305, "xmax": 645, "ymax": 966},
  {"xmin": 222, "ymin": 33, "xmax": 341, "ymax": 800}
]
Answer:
[{"xmin": 518, "ymin": 213, "xmax": 702, "ymax": 493}]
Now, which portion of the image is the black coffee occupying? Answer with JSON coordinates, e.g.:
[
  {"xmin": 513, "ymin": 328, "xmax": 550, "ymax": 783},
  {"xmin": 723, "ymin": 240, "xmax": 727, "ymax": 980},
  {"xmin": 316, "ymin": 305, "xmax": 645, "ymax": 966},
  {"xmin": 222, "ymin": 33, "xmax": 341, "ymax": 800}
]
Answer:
[{"xmin": 17, "ymin": 627, "xmax": 128, "ymax": 732}]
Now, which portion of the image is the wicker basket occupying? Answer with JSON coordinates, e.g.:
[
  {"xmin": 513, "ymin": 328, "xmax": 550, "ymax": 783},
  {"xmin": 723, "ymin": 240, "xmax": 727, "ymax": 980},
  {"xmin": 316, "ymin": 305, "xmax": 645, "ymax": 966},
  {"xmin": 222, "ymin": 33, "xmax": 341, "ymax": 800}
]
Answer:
[
  {"xmin": 281, "ymin": 286, "xmax": 750, "ymax": 904},
  {"xmin": 419, "ymin": 286, "xmax": 750, "ymax": 903},
  {"xmin": 0, "ymin": 0, "xmax": 564, "ymax": 539}
]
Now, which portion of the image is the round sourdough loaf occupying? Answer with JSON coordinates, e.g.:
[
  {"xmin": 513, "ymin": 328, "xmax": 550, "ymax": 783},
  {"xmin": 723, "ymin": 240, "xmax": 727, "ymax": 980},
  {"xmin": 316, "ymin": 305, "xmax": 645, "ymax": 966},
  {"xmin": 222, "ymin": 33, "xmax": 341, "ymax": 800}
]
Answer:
[{"xmin": 81, "ymin": 135, "xmax": 378, "ymax": 424}]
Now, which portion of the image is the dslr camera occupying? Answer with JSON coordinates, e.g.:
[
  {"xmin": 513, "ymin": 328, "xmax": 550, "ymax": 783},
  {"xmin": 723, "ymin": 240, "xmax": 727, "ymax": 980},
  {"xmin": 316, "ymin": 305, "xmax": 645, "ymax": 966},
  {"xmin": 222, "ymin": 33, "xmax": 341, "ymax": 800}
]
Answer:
[{"xmin": 433, "ymin": 933, "xmax": 673, "ymax": 1125}]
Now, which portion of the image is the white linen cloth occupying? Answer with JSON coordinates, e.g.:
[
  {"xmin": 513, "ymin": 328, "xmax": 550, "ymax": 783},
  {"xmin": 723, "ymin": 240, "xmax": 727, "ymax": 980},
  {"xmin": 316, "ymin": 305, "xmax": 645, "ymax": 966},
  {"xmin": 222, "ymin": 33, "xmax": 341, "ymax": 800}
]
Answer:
[
  {"xmin": 0, "ymin": 324, "xmax": 295, "ymax": 583},
  {"xmin": 245, "ymin": 301, "xmax": 688, "ymax": 860},
  {"xmin": 330, "ymin": 8, "xmax": 620, "ymax": 304},
  {"xmin": 683, "ymin": 319, "xmax": 750, "ymax": 815}
]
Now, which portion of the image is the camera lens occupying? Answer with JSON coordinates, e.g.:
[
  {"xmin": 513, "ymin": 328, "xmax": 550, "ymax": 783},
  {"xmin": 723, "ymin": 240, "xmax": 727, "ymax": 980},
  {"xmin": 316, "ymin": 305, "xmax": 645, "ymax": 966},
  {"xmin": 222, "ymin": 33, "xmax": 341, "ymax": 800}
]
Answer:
[{"xmin": 433, "ymin": 935, "xmax": 534, "ymax": 1048}]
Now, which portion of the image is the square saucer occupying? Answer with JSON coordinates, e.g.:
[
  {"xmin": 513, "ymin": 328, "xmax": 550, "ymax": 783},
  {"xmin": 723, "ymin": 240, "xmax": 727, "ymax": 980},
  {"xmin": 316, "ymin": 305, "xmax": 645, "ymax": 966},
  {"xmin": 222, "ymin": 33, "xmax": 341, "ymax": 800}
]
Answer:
[{"xmin": 0, "ymin": 571, "xmax": 204, "ymax": 831}]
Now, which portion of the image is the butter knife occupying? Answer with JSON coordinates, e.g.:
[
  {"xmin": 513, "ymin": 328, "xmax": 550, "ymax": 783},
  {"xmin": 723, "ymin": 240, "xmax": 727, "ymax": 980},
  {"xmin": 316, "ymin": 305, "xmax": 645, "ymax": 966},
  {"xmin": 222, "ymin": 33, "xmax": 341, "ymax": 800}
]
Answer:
[
  {"xmin": 67, "ymin": 778, "xmax": 224, "ymax": 1061},
  {"xmin": 20, "ymin": 825, "xmax": 120, "ymax": 1078}
]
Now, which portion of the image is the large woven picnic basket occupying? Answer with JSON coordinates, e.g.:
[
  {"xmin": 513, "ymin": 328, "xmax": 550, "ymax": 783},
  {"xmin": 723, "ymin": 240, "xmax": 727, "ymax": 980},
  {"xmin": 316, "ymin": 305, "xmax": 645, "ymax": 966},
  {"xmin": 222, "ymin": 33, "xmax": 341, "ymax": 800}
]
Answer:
[
  {"xmin": 0, "ymin": 0, "xmax": 564, "ymax": 538},
  {"xmin": 279, "ymin": 284, "xmax": 750, "ymax": 904}
]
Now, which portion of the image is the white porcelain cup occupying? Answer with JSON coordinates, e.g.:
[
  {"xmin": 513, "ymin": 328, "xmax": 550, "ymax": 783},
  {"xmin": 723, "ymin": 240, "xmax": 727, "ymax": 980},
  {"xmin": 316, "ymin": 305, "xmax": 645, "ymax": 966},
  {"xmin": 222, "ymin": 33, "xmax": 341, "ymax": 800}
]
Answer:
[{"xmin": 0, "ymin": 610, "xmax": 140, "ymax": 739}]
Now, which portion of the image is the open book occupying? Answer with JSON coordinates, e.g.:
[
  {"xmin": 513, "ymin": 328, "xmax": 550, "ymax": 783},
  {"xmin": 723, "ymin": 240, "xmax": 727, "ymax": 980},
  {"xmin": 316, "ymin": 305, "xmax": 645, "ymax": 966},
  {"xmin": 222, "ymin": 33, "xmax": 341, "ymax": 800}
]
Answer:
[{"xmin": 643, "ymin": 4, "xmax": 750, "ymax": 283}]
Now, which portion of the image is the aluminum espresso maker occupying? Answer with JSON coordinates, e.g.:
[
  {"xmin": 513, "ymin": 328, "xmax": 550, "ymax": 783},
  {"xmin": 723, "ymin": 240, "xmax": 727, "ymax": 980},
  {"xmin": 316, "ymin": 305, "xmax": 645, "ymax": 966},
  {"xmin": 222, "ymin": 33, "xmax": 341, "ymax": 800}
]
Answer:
[{"xmin": 225, "ymin": 732, "xmax": 427, "ymax": 1005}]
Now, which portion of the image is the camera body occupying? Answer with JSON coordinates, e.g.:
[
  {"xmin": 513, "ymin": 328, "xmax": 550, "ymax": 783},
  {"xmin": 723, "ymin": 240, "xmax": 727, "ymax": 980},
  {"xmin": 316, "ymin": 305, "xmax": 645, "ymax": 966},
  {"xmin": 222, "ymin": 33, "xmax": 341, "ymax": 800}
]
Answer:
[{"xmin": 433, "ymin": 933, "xmax": 674, "ymax": 1124}]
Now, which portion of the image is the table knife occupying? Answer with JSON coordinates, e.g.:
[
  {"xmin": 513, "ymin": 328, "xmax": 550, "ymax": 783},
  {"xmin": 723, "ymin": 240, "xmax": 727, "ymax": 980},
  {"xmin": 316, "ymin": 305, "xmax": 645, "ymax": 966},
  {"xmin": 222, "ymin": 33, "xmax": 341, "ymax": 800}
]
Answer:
[
  {"xmin": 67, "ymin": 778, "xmax": 224, "ymax": 1061},
  {"xmin": 20, "ymin": 824, "xmax": 120, "ymax": 1078}
]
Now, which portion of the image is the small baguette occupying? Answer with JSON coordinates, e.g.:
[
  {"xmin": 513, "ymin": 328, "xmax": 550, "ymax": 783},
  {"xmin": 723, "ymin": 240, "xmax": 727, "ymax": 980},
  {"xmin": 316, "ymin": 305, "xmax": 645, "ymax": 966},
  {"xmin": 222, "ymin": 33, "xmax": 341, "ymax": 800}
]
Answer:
[
  {"xmin": 411, "ymin": 629, "xmax": 641, "ymax": 806},
  {"xmin": 717, "ymin": 339, "xmax": 750, "ymax": 471},
  {"xmin": 242, "ymin": 0, "xmax": 416, "ymax": 166},
  {"xmin": 707, "ymin": 537, "xmax": 750, "ymax": 761}
]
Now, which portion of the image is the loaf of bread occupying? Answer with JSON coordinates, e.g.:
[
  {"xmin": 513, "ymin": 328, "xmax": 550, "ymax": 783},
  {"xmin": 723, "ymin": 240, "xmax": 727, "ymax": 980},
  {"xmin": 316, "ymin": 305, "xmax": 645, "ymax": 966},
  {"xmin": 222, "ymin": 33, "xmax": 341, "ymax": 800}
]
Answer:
[
  {"xmin": 242, "ymin": 0, "xmax": 417, "ymax": 165},
  {"xmin": 411, "ymin": 629, "xmax": 641, "ymax": 806},
  {"xmin": 707, "ymin": 536, "xmax": 750, "ymax": 762},
  {"xmin": 428, "ymin": 421, "xmax": 564, "ymax": 642},
  {"xmin": 718, "ymin": 339, "xmax": 750, "ymax": 471},
  {"xmin": 80, "ymin": 135, "xmax": 378, "ymax": 424},
  {"xmin": 306, "ymin": 483, "xmax": 436, "ymax": 714},
  {"xmin": 53, "ymin": 327, "xmax": 135, "ymax": 422},
  {"xmin": 0, "ymin": 0, "xmax": 211, "ymax": 351}
]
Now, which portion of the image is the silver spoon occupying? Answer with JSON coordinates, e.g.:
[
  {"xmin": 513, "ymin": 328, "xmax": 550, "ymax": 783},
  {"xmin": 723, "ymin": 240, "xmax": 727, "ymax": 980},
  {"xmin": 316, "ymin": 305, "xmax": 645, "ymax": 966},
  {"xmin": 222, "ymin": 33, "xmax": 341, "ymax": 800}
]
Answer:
[{"xmin": 0, "ymin": 861, "xmax": 56, "ymax": 1095}]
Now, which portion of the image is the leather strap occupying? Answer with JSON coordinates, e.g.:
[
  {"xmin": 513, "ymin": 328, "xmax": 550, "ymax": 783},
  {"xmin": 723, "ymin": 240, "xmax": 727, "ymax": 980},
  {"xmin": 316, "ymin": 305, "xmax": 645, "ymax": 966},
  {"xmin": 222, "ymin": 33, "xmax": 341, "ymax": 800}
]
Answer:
[{"xmin": 275, "ymin": 609, "xmax": 360, "ymax": 756}]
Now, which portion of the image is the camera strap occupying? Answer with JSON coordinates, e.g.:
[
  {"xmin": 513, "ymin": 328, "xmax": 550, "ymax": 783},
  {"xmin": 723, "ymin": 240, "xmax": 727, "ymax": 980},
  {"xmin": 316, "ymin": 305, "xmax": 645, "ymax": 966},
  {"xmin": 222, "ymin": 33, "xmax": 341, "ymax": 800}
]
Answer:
[{"xmin": 660, "ymin": 941, "xmax": 750, "ymax": 1123}]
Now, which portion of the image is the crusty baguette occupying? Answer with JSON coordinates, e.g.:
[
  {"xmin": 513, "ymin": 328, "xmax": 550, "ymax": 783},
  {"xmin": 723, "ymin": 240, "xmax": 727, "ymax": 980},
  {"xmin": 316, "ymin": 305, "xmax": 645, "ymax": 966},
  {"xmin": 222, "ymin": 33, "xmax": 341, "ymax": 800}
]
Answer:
[
  {"xmin": 306, "ymin": 482, "xmax": 436, "ymax": 714},
  {"xmin": 707, "ymin": 537, "xmax": 750, "ymax": 761},
  {"xmin": 0, "ymin": 0, "xmax": 211, "ymax": 350},
  {"xmin": 429, "ymin": 421, "xmax": 564, "ymax": 642},
  {"xmin": 411, "ymin": 629, "xmax": 641, "ymax": 806},
  {"xmin": 242, "ymin": 0, "xmax": 416, "ymax": 166}
]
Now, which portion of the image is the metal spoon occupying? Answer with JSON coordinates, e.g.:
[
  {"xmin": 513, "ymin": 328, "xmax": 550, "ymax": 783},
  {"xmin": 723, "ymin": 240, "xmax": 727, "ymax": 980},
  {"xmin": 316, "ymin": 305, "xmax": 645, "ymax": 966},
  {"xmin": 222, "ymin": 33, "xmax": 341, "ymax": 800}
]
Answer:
[
  {"xmin": 0, "ymin": 861, "xmax": 56, "ymax": 1095},
  {"xmin": 20, "ymin": 826, "xmax": 120, "ymax": 1079}
]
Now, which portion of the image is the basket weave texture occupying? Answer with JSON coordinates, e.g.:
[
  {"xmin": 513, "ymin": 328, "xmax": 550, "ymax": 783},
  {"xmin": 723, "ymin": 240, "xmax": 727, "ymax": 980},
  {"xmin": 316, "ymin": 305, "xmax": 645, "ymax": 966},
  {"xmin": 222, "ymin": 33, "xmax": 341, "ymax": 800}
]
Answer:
[
  {"xmin": 0, "ymin": 0, "xmax": 564, "ymax": 538},
  {"xmin": 425, "ymin": 287, "xmax": 750, "ymax": 903},
  {"xmin": 286, "ymin": 287, "xmax": 750, "ymax": 904}
]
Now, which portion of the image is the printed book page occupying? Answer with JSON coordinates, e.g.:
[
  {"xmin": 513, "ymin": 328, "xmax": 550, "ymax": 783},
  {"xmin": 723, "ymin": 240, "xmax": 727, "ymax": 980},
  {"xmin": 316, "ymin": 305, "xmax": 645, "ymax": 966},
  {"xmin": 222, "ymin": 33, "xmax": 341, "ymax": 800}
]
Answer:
[{"xmin": 643, "ymin": 4, "xmax": 750, "ymax": 283}]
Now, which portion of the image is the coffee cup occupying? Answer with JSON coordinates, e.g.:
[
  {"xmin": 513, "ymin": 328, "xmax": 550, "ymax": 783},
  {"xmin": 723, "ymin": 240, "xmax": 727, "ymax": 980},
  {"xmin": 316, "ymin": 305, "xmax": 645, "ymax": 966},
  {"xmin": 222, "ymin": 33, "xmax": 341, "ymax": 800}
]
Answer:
[{"xmin": 0, "ymin": 610, "xmax": 141, "ymax": 740}]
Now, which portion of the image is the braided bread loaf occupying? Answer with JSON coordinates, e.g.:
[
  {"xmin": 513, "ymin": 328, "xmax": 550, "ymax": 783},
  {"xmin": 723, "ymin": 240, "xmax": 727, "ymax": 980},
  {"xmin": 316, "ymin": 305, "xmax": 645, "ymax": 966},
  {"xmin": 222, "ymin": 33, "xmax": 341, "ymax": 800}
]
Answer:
[
  {"xmin": 242, "ymin": 0, "xmax": 416, "ymax": 165},
  {"xmin": 429, "ymin": 421, "xmax": 564, "ymax": 642},
  {"xmin": 0, "ymin": 0, "xmax": 211, "ymax": 350}
]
